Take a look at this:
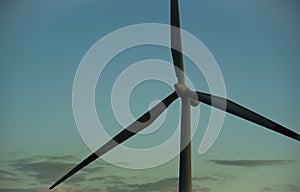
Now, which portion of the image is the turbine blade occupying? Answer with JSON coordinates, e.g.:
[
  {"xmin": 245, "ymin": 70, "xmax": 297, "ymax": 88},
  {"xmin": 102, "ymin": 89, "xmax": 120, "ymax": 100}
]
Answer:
[
  {"xmin": 49, "ymin": 91, "xmax": 178, "ymax": 189},
  {"xmin": 194, "ymin": 91, "xmax": 300, "ymax": 142},
  {"xmin": 170, "ymin": 0, "xmax": 184, "ymax": 83}
]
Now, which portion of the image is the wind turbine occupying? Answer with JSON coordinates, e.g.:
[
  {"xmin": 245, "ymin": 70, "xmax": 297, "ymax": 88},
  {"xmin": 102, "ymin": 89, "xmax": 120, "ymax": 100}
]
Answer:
[{"xmin": 50, "ymin": 0, "xmax": 300, "ymax": 191}]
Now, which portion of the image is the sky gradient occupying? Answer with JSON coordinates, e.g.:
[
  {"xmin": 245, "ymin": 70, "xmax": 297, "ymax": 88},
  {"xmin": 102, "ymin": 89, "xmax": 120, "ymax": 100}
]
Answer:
[{"xmin": 1, "ymin": 0, "xmax": 300, "ymax": 191}]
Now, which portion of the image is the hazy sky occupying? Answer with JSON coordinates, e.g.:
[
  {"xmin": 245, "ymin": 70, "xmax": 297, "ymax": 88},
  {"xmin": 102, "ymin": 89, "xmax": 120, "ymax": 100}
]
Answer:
[{"xmin": 1, "ymin": 0, "xmax": 300, "ymax": 192}]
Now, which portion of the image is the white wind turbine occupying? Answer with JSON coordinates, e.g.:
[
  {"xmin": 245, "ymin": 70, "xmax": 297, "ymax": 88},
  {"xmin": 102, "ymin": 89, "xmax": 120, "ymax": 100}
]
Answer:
[{"xmin": 50, "ymin": 1, "xmax": 300, "ymax": 191}]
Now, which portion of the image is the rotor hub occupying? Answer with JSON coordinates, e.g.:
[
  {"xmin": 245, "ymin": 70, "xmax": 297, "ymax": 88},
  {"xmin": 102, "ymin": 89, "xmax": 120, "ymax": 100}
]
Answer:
[{"xmin": 174, "ymin": 83, "xmax": 199, "ymax": 107}]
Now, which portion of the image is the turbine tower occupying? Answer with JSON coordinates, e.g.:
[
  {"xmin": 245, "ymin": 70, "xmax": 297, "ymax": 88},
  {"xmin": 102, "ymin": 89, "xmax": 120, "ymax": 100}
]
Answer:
[{"xmin": 50, "ymin": 0, "xmax": 300, "ymax": 191}]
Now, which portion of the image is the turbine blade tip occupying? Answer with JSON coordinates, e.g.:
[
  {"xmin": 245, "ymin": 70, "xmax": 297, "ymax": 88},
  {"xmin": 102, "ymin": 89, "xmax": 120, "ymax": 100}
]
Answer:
[{"xmin": 49, "ymin": 181, "xmax": 60, "ymax": 190}]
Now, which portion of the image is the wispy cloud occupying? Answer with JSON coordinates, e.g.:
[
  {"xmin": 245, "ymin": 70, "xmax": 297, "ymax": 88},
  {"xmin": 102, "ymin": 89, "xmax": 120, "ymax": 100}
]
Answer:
[
  {"xmin": 102, "ymin": 177, "xmax": 212, "ymax": 192},
  {"xmin": 134, "ymin": 177, "xmax": 178, "ymax": 191},
  {"xmin": 286, "ymin": 184, "xmax": 300, "ymax": 192},
  {"xmin": 8, "ymin": 155, "xmax": 105, "ymax": 186},
  {"xmin": 10, "ymin": 155, "xmax": 76, "ymax": 166},
  {"xmin": 86, "ymin": 176, "xmax": 106, "ymax": 182},
  {"xmin": 104, "ymin": 177, "xmax": 178, "ymax": 192},
  {"xmin": 208, "ymin": 159, "xmax": 293, "ymax": 167},
  {"xmin": 84, "ymin": 166, "xmax": 103, "ymax": 174},
  {"xmin": 44, "ymin": 155, "xmax": 76, "ymax": 162},
  {"xmin": 0, "ymin": 185, "xmax": 210, "ymax": 192},
  {"xmin": 262, "ymin": 186, "xmax": 272, "ymax": 191},
  {"xmin": 0, "ymin": 187, "xmax": 105, "ymax": 192},
  {"xmin": 193, "ymin": 176, "xmax": 219, "ymax": 182},
  {"xmin": 261, "ymin": 184, "xmax": 300, "ymax": 192},
  {"xmin": 0, "ymin": 169, "xmax": 21, "ymax": 181},
  {"xmin": 0, "ymin": 189, "xmax": 35, "ymax": 192},
  {"xmin": 0, "ymin": 170, "xmax": 17, "ymax": 177},
  {"xmin": 7, "ymin": 155, "xmax": 297, "ymax": 191},
  {"xmin": 199, "ymin": 187, "xmax": 211, "ymax": 192},
  {"xmin": 12, "ymin": 161, "xmax": 76, "ymax": 184},
  {"xmin": 213, "ymin": 173, "xmax": 236, "ymax": 181},
  {"xmin": 64, "ymin": 174, "xmax": 86, "ymax": 185},
  {"xmin": 86, "ymin": 175, "xmax": 126, "ymax": 186}
]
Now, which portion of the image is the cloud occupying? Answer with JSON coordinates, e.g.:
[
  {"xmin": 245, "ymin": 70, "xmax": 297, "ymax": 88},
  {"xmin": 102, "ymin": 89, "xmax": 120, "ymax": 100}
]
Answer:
[
  {"xmin": 0, "ymin": 169, "xmax": 21, "ymax": 181},
  {"xmin": 86, "ymin": 175, "xmax": 127, "ymax": 187},
  {"xmin": 84, "ymin": 166, "xmax": 103, "ymax": 174},
  {"xmin": 37, "ymin": 187, "xmax": 102, "ymax": 192},
  {"xmin": 193, "ymin": 176, "xmax": 219, "ymax": 182},
  {"xmin": 0, "ymin": 189, "xmax": 35, "ymax": 192},
  {"xmin": 213, "ymin": 173, "xmax": 235, "ymax": 181},
  {"xmin": 261, "ymin": 184, "xmax": 300, "ymax": 192},
  {"xmin": 0, "ymin": 170, "xmax": 17, "ymax": 177},
  {"xmin": 86, "ymin": 176, "xmax": 106, "ymax": 182},
  {"xmin": 0, "ymin": 187, "xmax": 105, "ymax": 192},
  {"xmin": 208, "ymin": 159, "xmax": 293, "ymax": 167},
  {"xmin": 64, "ymin": 174, "xmax": 86, "ymax": 185},
  {"xmin": 133, "ymin": 177, "xmax": 178, "ymax": 191},
  {"xmin": 286, "ymin": 184, "xmax": 300, "ymax": 192},
  {"xmin": 10, "ymin": 155, "xmax": 76, "ymax": 166},
  {"xmin": 199, "ymin": 187, "xmax": 211, "ymax": 192},
  {"xmin": 44, "ymin": 155, "xmax": 76, "ymax": 162},
  {"xmin": 0, "ymin": 176, "xmax": 212, "ymax": 192},
  {"xmin": 8, "ymin": 155, "xmax": 104, "ymax": 186},
  {"xmin": 262, "ymin": 186, "xmax": 272, "ymax": 191},
  {"xmin": 102, "ymin": 177, "xmax": 211, "ymax": 192},
  {"xmin": 90, "ymin": 175, "xmax": 126, "ymax": 185},
  {"xmin": 104, "ymin": 177, "xmax": 178, "ymax": 192},
  {"xmin": 13, "ymin": 161, "xmax": 76, "ymax": 184},
  {"xmin": 9, "ymin": 156, "xmax": 87, "ymax": 185}
]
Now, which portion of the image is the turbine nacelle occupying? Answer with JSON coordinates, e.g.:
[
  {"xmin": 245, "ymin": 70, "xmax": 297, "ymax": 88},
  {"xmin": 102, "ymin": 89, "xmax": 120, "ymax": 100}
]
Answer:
[{"xmin": 174, "ymin": 83, "xmax": 199, "ymax": 107}]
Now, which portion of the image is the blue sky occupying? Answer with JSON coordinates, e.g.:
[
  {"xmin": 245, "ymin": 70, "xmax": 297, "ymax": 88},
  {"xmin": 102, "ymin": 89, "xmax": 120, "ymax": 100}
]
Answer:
[{"xmin": 1, "ymin": 0, "xmax": 300, "ymax": 191}]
